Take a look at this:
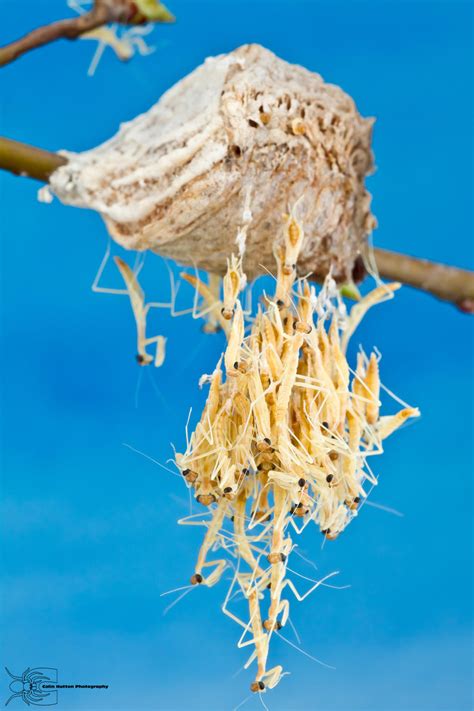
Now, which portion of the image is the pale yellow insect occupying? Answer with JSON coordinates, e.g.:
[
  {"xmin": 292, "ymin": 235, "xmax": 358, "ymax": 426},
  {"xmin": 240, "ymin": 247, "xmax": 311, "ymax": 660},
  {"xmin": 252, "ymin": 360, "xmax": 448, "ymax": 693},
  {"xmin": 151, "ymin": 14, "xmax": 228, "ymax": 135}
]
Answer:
[
  {"xmin": 224, "ymin": 302, "xmax": 245, "ymax": 374},
  {"xmin": 222, "ymin": 254, "xmax": 246, "ymax": 320},
  {"xmin": 342, "ymin": 282, "xmax": 401, "ymax": 352},
  {"xmin": 92, "ymin": 247, "xmax": 170, "ymax": 366},
  {"xmin": 282, "ymin": 205, "xmax": 305, "ymax": 273},
  {"xmin": 378, "ymin": 407, "xmax": 420, "ymax": 440},
  {"xmin": 190, "ymin": 499, "xmax": 230, "ymax": 586},
  {"xmin": 365, "ymin": 352, "xmax": 381, "ymax": 425},
  {"xmin": 114, "ymin": 256, "xmax": 167, "ymax": 367},
  {"xmin": 180, "ymin": 272, "xmax": 230, "ymax": 335}
]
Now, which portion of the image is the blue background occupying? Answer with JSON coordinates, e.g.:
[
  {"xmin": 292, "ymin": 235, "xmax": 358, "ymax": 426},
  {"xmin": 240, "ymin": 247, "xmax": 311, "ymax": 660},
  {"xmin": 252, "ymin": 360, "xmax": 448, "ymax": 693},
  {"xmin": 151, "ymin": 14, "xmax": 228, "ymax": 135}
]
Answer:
[{"xmin": 0, "ymin": 1, "xmax": 472, "ymax": 709}]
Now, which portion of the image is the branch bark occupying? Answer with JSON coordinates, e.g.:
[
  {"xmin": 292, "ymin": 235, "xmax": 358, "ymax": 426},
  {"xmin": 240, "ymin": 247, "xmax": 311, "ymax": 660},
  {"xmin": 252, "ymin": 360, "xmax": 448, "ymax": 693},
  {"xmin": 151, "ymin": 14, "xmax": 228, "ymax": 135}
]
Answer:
[
  {"xmin": 0, "ymin": 137, "xmax": 67, "ymax": 182},
  {"xmin": 372, "ymin": 247, "xmax": 474, "ymax": 313},
  {"xmin": 0, "ymin": 137, "xmax": 472, "ymax": 313},
  {"xmin": 0, "ymin": 0, "xmax": 174, "ymax": 67}
]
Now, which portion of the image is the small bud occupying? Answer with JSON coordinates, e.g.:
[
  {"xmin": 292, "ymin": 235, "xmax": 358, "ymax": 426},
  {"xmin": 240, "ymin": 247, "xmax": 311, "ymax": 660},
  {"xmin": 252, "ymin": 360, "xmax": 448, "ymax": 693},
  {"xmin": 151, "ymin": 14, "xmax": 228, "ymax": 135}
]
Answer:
[{"xmin": 130, "ymin": 0, "xmax": 175, "ymax": 24}]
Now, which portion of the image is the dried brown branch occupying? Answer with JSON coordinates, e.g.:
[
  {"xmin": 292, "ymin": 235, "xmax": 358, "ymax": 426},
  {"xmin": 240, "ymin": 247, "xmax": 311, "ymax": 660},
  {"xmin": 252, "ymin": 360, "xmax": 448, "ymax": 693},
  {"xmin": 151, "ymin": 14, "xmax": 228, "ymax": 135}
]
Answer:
[
  {"xmin": 373, "ymin": 247, "xmax": 474, "ymax": 313},
  {"xmin": 0, "ymin": 137, "xmax": 472, "ymax": 313},
  {"xmin": 0, "ymin": 0, "xmax": 174, "ymax": 67}
]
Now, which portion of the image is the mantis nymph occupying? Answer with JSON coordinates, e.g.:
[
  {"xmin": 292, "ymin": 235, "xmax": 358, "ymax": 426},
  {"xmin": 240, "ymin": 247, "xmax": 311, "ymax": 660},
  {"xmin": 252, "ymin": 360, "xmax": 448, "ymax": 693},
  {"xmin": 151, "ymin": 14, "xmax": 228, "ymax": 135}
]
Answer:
[{"xmin": 92, "ymin": 246, "xmax": 169, "ymax": 367}]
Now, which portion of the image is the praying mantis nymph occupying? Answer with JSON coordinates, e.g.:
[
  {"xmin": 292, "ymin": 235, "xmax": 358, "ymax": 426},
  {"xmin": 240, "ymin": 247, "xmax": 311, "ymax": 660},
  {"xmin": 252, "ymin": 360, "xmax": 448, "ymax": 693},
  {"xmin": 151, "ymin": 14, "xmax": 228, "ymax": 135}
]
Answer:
[
  {"xmin": 222, "ymin": 254, "xmax": 246, "ymax": 320},
  {"xmin": 180, "ymin": 272, "xmax": 230, "ymax": 335},
  {"xmin": 92, "ymin": 246, "xmax": 171, "ymax": 366},
  {"xmin": 112, "ymin": 256, "xmax": 167, "ymax": 367}
]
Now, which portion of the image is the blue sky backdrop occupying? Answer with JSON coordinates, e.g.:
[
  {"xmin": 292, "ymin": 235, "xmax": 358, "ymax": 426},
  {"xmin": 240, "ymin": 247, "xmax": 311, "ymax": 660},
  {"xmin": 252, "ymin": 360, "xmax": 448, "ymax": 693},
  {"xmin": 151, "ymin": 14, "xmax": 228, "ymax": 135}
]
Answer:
[{"xmin": 0, "ymin": 1, "xmax": 472, "ymax": 709}]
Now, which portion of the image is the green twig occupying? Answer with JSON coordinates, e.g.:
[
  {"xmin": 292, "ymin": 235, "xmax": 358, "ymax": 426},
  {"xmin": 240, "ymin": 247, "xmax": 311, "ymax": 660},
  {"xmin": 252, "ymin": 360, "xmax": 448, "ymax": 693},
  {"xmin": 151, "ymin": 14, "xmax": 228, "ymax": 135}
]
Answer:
[{"xmin": 0, "ymin": 137, "xmax": 67, "ymax": 182}]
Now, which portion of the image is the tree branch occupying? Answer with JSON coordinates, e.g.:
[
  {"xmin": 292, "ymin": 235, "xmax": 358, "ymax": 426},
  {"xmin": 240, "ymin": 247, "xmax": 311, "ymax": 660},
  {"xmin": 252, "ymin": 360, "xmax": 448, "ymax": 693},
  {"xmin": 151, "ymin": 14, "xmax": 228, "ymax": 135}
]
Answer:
[
  {"xmin": 0, "ymin": 137, "xmax": 472, "ymax": 313},
  {"xmin": 0, "ymin": 137, "xmax": 67, "ymax": 182},
  {"xmin": 373, "ymin": 247, "xmax": 474, "ymax": 313},
  {"xmin": 0, "ymin": 0, "xmax": 174, "ymax": 67}
]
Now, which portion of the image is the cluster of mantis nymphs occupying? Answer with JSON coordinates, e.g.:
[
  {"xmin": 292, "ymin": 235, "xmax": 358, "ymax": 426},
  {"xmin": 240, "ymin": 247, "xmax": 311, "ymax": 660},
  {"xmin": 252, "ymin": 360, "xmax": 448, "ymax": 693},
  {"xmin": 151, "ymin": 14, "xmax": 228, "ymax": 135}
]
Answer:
[
  {"xmin": 174, "ymin": 223, "xmax": 418, "ymax": 693},
  {"xmin": 104, "ymin": 212, "xmax": 419, "ymax": 693}
]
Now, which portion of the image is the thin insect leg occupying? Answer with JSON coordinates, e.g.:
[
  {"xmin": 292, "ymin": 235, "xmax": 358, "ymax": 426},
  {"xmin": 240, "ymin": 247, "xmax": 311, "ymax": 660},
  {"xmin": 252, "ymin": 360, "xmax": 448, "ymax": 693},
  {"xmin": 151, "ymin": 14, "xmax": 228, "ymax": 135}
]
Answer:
[
  {"xmin": 163, "ymin": 267, "xmax": 203, "ymax": 319},
  {"xmin": 129, "ymin": 34, "xmax": 156, "ymax": 57},
  {"xmin": 242, "ymin": 280, "xmax": 254, "ymax": 317},
  {"xmin": 194, "ymin": 501, "xmax": 229, "ymax": 568},
  {"xmin": 248, "ymin": 587, "xmax": 269, "ymax": 683},
  {"xmin": 145, "ymin": 335, "xmax": 167, "ymax": 367},
  {"xmin": 222, "ymin": 564, "xmax": 251, "ymax": 631},
  {"xmin": 379, "ymin": 380, "xmax": 414, "ymax": 409},
  {"xmin": 67, "ymin": 0, "xmax": 88, "ymax": 14},
  {"xmin": 178, "ymin": 510, "xmax": 214, "ymax": 526},
  {"xmin": 224, "ymin": 585, "xmax": 266, "ymax": 654},
  {"xmin": 87, "ymin": 39, "xmax": 108, "ymax": 77},
  {"xmin": 264, "ymin": 486, "xmax": 290, "ymax": 633},
  {"xmin": 131, "ymin": 249, "xmax": 146, "ymax": 276},
  {"xmin": 361, "ymin": 458, "xmax": 380, "ymax": 487},
  {"xmin": 200, "ymin": 559, "xmax": 228, "ymax": 587},
  {"xmin": 259, "ymin": 665, "xmax": 286, "ymax": 691},
  {"xmin": 285, "ymin": 566, "xmax": 349, "ymax": 591},
  {"xmin": 143, "ymin": 300, "xmax": 174, "ymax": 315},
  {"xmin": 182, "ymin": 445, "xmax": 224, "ymax": 466},
  {"xmin": 288, "ymin": 515, "xmax": 312, "ymax": 535},
  {"xmin": 203, "ymin": 272, "xmax": 223, "ymax": 332},
  {"xmin": 143, "ymin": 332, "xmax": 166, "ymax": 347},
  {"xmin": 180, "ymin": 271, "xmax": 230, "ymax": 333},
  {"xmin": 161, "ymin": 264, "xmax": 197, "ymax": 318},
  {"xmin": 247, "ymin": 505, "xmax": 275, "ymax": 534},
  {"xmin": 184, "ymin": 407, "xmax": 193, "ymax": 451},
  {"xmin": 91, "ymin": 241, "xmax": 127, "ymax": 295},
  {"xmin": 282, "ymin": 571, "xmax": 340, "ymax": 602},
  {"xmin": 341, "ymin": 282, "xmax": 401, "ymax": 352},
  {"xmin": 234, "ymin": 495, "xmax": 266, "ymax": 577}
]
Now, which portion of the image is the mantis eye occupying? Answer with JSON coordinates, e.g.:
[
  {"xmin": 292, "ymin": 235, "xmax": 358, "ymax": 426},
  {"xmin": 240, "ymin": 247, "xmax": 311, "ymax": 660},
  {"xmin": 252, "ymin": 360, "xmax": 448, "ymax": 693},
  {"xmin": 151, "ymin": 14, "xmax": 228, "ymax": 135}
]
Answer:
[
  {"xmin": 221, "ymin": 306, "xmax": 234, "ymax": 320},
  {"xmin": 263, "ymin": 619, "xmax": 283, "ymax": 631}
]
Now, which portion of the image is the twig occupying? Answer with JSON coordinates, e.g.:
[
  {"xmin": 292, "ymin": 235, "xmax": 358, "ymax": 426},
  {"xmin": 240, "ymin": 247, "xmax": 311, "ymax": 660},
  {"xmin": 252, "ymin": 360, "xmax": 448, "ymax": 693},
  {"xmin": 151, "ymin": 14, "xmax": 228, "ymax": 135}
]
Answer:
[
  {"xmin": 373, "ymin": 247, "xmax": 474, "ymax": 313},
  {"xmin": 0, "ymin": 137, "xmax": 67, "ymax": 182},
  {"xmin": 0, "ymin": 138, "xmax": 472, "ymax": 313},
  {"xmin": 0, "ymin": 0, "xmax": 174, "ymax": 67}
]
